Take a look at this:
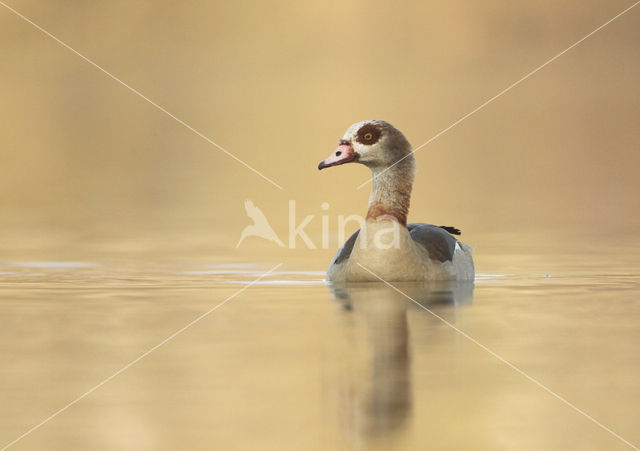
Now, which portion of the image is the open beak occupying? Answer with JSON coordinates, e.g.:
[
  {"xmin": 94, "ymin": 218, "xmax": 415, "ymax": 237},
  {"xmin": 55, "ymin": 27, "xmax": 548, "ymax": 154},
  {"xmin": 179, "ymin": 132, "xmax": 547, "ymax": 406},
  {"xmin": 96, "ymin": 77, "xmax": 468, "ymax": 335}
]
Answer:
[{"xmin": 318, "ymin": 141, "xmax": 359, "ymax": 170}]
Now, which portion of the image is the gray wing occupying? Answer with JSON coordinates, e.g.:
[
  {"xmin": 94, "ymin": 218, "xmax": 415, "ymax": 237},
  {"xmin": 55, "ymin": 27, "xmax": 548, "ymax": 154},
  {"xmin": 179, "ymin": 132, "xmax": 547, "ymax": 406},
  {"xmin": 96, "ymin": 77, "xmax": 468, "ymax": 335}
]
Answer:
[
  {"xmin": 407, "ymin": 223, "xmax": 458, "ymax": 262},
  {"xmin": 333, "ymin": 229, "xmax": 360, "ymax": 265},
  {"xmin": 332, "ymin": 224, "xmax": 460, "ymax": 265}
]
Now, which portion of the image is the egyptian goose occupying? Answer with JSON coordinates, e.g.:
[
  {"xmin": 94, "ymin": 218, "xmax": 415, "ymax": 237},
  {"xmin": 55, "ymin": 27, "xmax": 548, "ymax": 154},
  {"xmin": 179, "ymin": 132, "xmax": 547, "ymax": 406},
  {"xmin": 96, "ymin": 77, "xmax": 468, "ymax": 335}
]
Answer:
[{"xmin": 318, "ymin": 120, "xmax": 474, "ymax": 282}]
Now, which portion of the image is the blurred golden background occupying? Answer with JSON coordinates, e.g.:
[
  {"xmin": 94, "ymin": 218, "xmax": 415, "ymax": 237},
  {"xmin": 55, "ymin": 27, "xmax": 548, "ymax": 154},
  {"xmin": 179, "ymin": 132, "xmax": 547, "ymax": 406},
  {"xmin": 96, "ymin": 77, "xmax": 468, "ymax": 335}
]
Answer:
[
  {"xmin": 2, "ymin": 3, "xmax": 640, "ymax": 449},
  {"xmin": 1, "ymin": 0, "xmax": 639, "ymax": 267}
]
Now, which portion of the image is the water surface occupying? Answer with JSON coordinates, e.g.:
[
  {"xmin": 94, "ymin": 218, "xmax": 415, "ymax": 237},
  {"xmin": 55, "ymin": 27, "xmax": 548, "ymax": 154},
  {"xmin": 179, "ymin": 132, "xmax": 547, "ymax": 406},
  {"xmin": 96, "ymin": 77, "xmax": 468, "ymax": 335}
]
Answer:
[{"xmin": 1, "ymin": 247, "xmax": 639, "ymax": 450}]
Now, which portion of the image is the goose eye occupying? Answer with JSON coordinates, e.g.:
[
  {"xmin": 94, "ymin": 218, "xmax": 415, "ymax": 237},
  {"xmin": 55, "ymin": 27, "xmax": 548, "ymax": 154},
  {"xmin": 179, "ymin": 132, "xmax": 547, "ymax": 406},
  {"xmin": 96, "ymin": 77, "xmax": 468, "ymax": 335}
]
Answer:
[{"xmin": 356, "ymin": 124, "xmax": 381, "ymax": 145}]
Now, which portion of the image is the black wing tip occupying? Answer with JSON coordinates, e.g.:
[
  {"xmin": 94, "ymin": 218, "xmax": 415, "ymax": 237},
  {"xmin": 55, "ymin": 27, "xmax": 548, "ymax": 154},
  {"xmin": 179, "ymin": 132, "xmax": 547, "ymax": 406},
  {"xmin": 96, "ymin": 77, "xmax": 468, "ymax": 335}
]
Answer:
[{"xmin": 439, "ymin": 226, "xmax": 461, "ymax": 235}]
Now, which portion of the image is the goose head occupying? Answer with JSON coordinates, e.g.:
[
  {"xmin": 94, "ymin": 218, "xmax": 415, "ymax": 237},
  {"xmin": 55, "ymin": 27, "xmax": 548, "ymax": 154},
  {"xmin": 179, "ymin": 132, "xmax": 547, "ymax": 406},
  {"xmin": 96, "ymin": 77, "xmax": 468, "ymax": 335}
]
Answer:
[{"xmin": 318, "ymin": 120, "xmax": 413, "ymax": 171}]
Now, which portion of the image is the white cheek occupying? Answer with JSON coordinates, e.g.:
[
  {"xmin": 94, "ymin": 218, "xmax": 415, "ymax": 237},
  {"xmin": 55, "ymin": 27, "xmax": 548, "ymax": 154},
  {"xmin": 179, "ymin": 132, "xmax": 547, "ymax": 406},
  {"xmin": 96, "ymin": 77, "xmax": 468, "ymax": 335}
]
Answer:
[
  {"xmin": 354, "ymin": 145, "xmax": 372, "ymax": 158},
  {"xmin": 357, "ymin": 141, "xmax": 381, "ymax": 153}
]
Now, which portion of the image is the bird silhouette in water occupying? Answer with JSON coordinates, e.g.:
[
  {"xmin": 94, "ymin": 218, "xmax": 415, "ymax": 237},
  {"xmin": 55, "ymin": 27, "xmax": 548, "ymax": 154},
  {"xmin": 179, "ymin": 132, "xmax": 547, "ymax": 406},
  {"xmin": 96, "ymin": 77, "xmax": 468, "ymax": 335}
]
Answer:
[{"xmin": 236, "ymin": 200, "xmax": 285, "ymax": 248}]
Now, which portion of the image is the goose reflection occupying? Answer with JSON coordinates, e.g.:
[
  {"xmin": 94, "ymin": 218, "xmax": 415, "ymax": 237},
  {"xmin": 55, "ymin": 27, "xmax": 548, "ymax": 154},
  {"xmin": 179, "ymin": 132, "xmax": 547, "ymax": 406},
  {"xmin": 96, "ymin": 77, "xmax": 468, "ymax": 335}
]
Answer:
[{"xmin": 327, "ymin": 281, "xmax": 474, "ymax": 443}]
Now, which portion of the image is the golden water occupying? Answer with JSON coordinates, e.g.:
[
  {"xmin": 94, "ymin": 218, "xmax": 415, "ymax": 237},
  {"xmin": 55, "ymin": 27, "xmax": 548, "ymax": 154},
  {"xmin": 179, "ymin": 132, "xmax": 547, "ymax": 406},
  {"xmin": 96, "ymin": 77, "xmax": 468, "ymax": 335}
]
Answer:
[{"xmin": 1, "ymin": 227, "xmax": 639, "ymax": 450}]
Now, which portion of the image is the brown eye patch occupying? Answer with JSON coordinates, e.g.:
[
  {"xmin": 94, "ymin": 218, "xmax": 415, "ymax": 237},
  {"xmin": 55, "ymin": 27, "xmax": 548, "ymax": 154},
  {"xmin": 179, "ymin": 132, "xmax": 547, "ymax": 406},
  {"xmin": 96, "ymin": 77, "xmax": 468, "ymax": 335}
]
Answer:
[{"xmin": 356, "ymin": 123, "xmax": 382, "ymax": 145}]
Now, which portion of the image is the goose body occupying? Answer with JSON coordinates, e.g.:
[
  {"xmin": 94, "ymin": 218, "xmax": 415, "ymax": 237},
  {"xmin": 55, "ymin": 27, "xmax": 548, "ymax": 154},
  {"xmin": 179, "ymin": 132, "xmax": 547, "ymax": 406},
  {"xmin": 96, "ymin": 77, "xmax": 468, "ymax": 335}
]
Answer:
[{"xmin": 318, "ymin": 120, "xmax": 474, "ymax": 282}]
